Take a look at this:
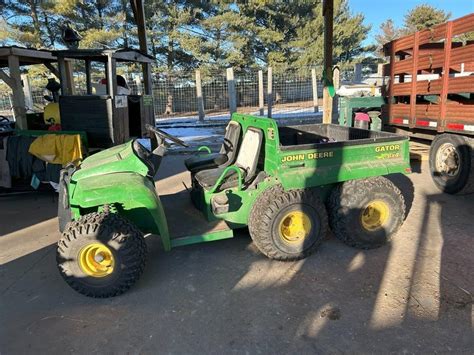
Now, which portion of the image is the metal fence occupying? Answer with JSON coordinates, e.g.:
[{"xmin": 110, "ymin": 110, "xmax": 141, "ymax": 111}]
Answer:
[{"xmin": 0, "ymin": 64, "xmax": 381, "ymax": 121}]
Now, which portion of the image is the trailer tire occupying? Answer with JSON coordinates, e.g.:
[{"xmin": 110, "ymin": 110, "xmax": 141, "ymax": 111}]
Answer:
[
  {"xmin": 429, "ymin": 134, "xmax": 474, "ymax": 195},
  {"xmin": 328, "ymin": 176, "xmax": 405, "ymax": 249},
  {"xmin": 57, "ymin": 211, "xmax": 147, "ymax": 298},
  {"xmin": 248, "ymin": 186, "xmax": 328, "ymax": 261}
]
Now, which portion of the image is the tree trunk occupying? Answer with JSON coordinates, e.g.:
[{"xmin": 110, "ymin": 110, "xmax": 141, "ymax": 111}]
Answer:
[{"xmin": 165, "ymin": 40, "xmax": 174, "ymax": 115}]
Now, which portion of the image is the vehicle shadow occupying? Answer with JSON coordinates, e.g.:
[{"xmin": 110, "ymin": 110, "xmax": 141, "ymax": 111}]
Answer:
[{"xmin": 0, "ymin": 191, "xmax": 58, "ymax": 236}]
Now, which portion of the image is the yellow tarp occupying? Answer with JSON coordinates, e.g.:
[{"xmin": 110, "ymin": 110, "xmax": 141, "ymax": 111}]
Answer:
[{"xmin": 29, "ymin": 134, "xmax": 83, "ymax": 166}]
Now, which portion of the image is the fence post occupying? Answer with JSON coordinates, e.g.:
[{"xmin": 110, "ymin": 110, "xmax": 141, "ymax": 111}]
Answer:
[
  {"xmin": 267, "ymin": 67, "xmax": 273, "ymax": 118},
  {"xmin": 311, "ymin": 68, "xmax": 318, "ymax": 113},
  {"xmin": 195, "ymin": 69, "xmax": 205, "ymax": 121},
  {"xmin": 21, "ymin": 74, "xmax": 33, "ymax": 111},
  {"xmin": 377, "ymin": 63, "xmax": 384, "ymax": 86},
  {"xmin": 331, "ymin": 66, "xmax": 340, "ymax": 123},
  {"xmin": 353, "ymin": 63, "xmax": 362, "ymax": 83},
  {"xmin": 258, "ymin": 70, "xmax": 264, "ymax": 116},
  {"xmin": 227, "ymin": 67, "xmax": 236, "ymax": 115}
]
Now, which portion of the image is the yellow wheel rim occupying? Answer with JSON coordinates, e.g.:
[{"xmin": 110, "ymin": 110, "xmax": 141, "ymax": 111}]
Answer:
[
  {"xmin": 279, "ymin": 211, "xmax": 312, "ymax": 243},
  {"xmin": 78, "ymin": 243, "xmax": 115, "ymax": 278},
  {"xmin": 361, "ymin": 200, "xmax": 390, "ymax": 231}
]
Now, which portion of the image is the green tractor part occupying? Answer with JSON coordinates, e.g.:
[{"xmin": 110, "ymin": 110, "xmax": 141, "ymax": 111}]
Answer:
[{"xmin": 56, "ymin": 114, "xmax": 411, "ymax": 297}]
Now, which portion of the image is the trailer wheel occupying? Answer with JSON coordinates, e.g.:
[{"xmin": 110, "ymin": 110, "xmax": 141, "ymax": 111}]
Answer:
[
  {"xmin": 429, "ymin": 134, "xmax": 474, "ymax": 195},
  {"xmin": 328, "ymin": 176, "xmax": 405, "ymax": 249},
  {"xmin": 248, "ymin": 186, "xmax": 328, "ymax": 261},
  {"xmin": 57, "ymin": 212, "xmax": 147, "ymax": 298}
]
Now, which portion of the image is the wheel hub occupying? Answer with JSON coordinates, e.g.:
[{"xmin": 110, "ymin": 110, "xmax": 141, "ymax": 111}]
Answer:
[
  {"xmin": 79, "ymin": 243, "xmax": 115, "ymax": 277},
  {"xmin": 279, "ymin": 211, "xmax": 312, "ymax": 243},
  {"xmin": 361, "ymin": 200, "xmax": 390, "ymax": 231},
  {"xmin": 436, "ymin": 143, "xmax": 460, "ymax": 177}
]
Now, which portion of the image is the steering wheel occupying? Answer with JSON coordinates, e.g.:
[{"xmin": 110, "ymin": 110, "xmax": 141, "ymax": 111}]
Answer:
[{"xmin": 146, "ymin": 124, "xmax": 189, "ymax": 148}]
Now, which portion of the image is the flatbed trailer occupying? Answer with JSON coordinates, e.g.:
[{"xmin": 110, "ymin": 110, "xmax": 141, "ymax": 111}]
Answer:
[{"xmin": 341, "ymin": 13, "xmax": 474, "ymax": 194}]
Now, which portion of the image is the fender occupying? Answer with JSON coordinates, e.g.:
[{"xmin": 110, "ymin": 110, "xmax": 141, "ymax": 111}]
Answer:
[{"xmin": 70, "ymin": 172, "xmax": 171, "ymax": 251}]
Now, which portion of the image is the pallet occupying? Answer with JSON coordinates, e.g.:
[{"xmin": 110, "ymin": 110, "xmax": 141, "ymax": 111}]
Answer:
[{"xmin": 409, "ymin": 141, "xmax": 430, "ymax": 161}]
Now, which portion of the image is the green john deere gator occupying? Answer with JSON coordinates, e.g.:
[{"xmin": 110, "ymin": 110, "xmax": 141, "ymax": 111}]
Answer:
[{"xmin": 57, "ymin": 114, "xmax": 411, "ymax": 297}]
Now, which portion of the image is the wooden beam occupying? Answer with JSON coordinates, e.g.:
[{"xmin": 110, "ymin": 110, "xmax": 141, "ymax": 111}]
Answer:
[
  {"xmin": 44, "ymin": 62, "xmax": 60, "ymax": 79},
  {"xmin": 130, "ymin": 0, "xmax": 152, "ymax": 95},
  {"xmin": 8, "ymin": 55, "xmax": 27, "ymax": 129},
  {"xmin": 0, "ymin": 68, "xmax": 14, "ymax": 88},
  {"xmin": 322, "ymin": 0, "xmax": 334, "ymax": 124}
]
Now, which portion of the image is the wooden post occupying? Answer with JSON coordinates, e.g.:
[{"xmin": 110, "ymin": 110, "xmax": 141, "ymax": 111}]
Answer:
[
  {"xmin": 353, "ymin": 63, "xmax": 362, "ymax": 83},
  {"xmin": 438, "ymin": 21, "xmax": 453, "ymax": 132},
  {"xmin": 322, "ymin": 0, "xmax": 334, "ymax": 124},
  {"xmin": 258, "ymin": 70, "xmax": 264, "ymax": 116},
  {"xmin": 409, "ymin": 32, "xmax": 420, "ymax": 129},
  {"xmin": 145, "ymin": 63, "xmax": 153, "ymax": 96},
  {"xmin": 57, "ymin": 57, "xmax": 68, "ymax": 95},
  {"xmin": 7, "ymin": 55, "xmax": 27, "ymax": 129},
  {"xmin": 64, "ymin": 59, "xmax": 75, "ymax": 95},
  {"xmin": 85, "ymin": 59, "xmax": 92, "ymax": 94},
  {"xmin": 227, "ymin": 67, "xmax": 236, "ymax": 115},
  {"xmin": 331, "ymin": 66, "xmax": 340, "ymax": 122},
  {"xmin": 311, "ymin": 68, "xmax": 318, "ymax": 113},
  {"xmin": 107, "ymin": 55, "xmax": 117, "ymax": 97},
  {"xmin": 21, "ymin": 74, "xmax": 33, "ymax": 111},
  {"xmin": 195, "ymin": 69, "xmax": 205, "ymax": 121},
  {"xmin": 267, "ymin": 66, "xmax": 273, "ymax": 118}
]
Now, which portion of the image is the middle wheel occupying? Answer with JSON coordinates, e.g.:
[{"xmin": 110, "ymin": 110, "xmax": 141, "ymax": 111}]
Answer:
[{"xmin": 248, "ymin": 186, "xmax": 328, "ymax": 261}]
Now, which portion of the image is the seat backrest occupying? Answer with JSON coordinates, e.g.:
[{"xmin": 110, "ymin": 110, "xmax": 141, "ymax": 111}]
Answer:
[
  {"xmin": 219, "ymin": 121, "xmax": 241, "ymax": 164},
  {"xmin": 234, "ymin": 128, "xmax": 263, "ymax": 179}
]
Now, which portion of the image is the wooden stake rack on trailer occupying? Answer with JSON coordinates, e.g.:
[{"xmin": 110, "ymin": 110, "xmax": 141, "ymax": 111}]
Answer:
[{"xmin": 383, "ymin": 13, "xmax": 474, "ymax": 135}]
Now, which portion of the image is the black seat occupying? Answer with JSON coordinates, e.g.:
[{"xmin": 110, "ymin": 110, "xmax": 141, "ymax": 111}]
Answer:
[
  {"xmin": 194, "ymin": 128, "xmax": 263, "ymax": 191},
  {"xmin": 185, "ymin": 121, "xmax": 241, "ymax": 173}
]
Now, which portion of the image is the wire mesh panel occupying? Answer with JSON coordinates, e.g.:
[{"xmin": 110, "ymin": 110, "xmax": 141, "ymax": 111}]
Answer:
[
  {"xmin": 0, "ymin": 92, "xmax": 13, "ymax": 118},
  {"xmin": 270, "ymin": 68, "xmax": 320, "ymax": 119},
  {"xmin": 153, "ymin": 72, "xmax": 198, "ymax": 119}
]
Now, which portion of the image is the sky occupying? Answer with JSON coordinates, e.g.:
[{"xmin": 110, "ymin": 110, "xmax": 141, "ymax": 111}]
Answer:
[{"xmin": 349, "ymin": 0, "xmax": 474, "ymax": 44}]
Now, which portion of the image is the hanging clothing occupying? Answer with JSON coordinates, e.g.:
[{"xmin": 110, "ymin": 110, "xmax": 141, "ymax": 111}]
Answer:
[
  {"xmin": 28, "ymin": 134, "xmax": 83, "ymax": 167},
  {"xmin": 0, "ymin": 136, "xmax": 11, "ymax": 188},
  {"xmin": 6, "ymin": 135, "xmax": 37, "ymax": 179}
]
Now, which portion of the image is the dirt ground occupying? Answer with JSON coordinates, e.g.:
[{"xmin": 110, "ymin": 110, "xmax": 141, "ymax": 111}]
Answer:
[{"xmin": 0, "ymin": 153, "xmax": 472, "ymax": 354}]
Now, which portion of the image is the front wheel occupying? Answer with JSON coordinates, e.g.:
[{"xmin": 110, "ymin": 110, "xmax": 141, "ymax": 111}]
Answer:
[
  {"xmin": 327, "ymin": 176, "xmax": 406, "ymax": 249},
  {"xmin": 57, "ymin": 212, "xmax": 147, "ymax": 298},
  {"xmin": 248, "ymin": 186, "xmax": 328, "ymax": 261},
  {"xmin": 429, "ymin": 134, "xmax": 474, "ymax": 195}
]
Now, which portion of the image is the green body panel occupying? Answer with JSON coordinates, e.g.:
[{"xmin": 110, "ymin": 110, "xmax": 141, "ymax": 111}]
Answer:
[
  {"xmin": 196, "ymin": 114, "xmax": 410, "ymax": 226},
  {"xmin": 70, "ymin": 171, "xmax": 171, "ymax": 250},
  {"xmin": 66, "ymin": 113, "xmax": 410, "ymax": 251},
  {"xmin": 170, "ymin": 229, "xmax": 234, "ymax": 248}
]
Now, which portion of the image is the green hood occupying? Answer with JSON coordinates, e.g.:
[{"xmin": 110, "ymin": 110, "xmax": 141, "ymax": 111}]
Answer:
[{"xmin": 72, "ymin": 140, "xmax": 150, "ymax": 181}]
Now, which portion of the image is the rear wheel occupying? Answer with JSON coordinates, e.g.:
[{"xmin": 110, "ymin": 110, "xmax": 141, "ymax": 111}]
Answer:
[
  {"xmin": 429, "ymin": 134, "xmax": 474, "ymax": 194},
  {"xmin": 328, "ymin": 176, "xmax": 405, "ymax": 249},
  {"xmin": 57, "ymin": 212, "xmax": 147, "ymax": 298},
  {"xmin": 248, "ymin": 186, "xmax": 328, "ymax": 261}
]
